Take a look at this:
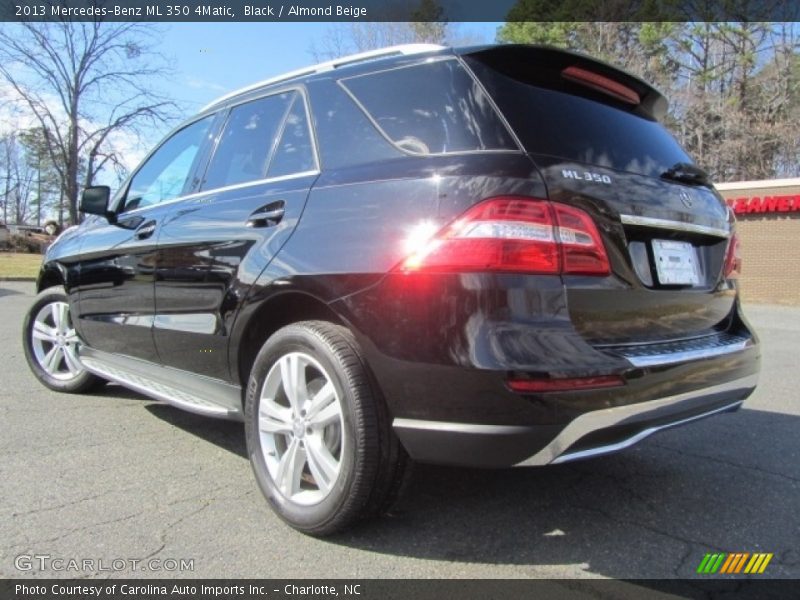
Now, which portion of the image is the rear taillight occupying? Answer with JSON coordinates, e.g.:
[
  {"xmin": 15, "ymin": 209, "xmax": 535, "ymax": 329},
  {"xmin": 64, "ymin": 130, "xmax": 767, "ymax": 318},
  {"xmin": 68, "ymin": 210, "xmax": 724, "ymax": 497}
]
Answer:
[
  {"xmin": 398, "ymin": 197, "xmax": 610, "ymax": 276},
  {"xmin": 724, "ymin": 231, "xmax": 742, "ymax": 279},
  {"xmin": 553, "ymin": 202, "xmax": 611, "ymax": 275}
]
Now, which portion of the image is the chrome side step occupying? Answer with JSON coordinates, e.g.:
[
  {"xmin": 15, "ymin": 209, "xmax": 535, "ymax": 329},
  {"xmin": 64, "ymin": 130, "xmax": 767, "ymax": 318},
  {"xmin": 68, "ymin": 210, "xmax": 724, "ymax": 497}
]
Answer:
[{"xmin": 79, "ymin": 347, "xmax": 243, "ymax": 421}]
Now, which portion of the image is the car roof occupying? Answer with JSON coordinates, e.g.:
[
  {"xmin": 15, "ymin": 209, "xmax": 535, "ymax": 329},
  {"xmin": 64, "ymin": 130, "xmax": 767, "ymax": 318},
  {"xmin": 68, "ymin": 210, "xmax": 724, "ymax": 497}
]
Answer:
[
  {"xmin": 199, "ymin": 43, "xmax": 450, "ymax": 113},
  {"xmin": 198, "ymin": 43, "xmax": 667, "ymax": 121}
]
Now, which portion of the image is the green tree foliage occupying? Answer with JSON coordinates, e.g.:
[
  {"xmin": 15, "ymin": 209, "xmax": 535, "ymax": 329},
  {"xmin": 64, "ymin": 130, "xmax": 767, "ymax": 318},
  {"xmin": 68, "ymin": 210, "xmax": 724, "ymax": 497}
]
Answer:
[
  {"xmin": 411, "ymin": 0, "xmax": 447, "ymax": 44},
  {"xmin": 18, "ymin": 127, "xmax": 62, "ymax": 225}
]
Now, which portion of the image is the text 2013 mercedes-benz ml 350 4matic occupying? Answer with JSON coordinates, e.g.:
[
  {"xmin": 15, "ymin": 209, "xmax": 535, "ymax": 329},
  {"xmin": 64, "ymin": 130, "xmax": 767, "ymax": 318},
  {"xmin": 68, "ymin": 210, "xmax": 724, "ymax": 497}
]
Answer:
[{"xmin": 23, "ymin": 44, "xmax": 760, "ymax": 535}]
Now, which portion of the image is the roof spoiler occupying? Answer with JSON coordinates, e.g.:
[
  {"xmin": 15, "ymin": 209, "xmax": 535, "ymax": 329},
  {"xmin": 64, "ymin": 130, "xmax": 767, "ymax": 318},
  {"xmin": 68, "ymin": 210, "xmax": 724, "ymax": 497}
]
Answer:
[{"xmin": 458, "ymin": 44, "xmax": 668, "ymax": 121}]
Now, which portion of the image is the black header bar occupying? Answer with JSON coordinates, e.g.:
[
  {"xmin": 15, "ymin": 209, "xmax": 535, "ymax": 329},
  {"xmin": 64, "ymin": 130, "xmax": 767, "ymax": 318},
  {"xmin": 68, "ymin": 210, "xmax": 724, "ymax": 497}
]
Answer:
[
  {"xmin": 1, "ymin": 0, "xmax": 798, "ymax": 23},
  {"xmin": 1, "ymin": 579, "xmax": 797, "ymax": 600}
]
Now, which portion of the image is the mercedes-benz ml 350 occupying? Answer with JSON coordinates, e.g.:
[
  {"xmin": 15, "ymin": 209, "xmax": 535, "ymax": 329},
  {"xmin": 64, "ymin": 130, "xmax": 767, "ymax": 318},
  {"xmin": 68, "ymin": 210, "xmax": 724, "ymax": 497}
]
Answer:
[{"xmin": 23, "ymin": 44, "xmax": 760, "ymax": 535}]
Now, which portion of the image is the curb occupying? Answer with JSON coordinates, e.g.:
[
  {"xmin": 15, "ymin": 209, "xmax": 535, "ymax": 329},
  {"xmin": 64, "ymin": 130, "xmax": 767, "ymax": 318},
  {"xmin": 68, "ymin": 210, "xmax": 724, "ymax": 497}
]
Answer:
[{"xmin": 0, "ymin": 277, "xmax": 36, "ymax": 282}]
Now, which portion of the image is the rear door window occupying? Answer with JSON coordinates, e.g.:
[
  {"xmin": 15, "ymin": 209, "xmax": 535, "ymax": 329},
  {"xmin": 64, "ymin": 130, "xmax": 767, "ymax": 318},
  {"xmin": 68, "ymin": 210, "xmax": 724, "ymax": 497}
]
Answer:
[
  {"xmin": 202, "ymin": 92, "xmax": 295, "ymax": 191},
  {"xmin": 340, "ymin": 59, "xmax": 517, "ymax": 155}
]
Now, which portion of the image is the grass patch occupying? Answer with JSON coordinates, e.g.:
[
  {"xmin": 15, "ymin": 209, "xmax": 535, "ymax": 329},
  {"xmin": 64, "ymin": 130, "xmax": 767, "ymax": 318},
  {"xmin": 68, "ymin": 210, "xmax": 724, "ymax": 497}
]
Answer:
[{"xmin": 0, "ymin": 252, "xmax": 43, "ymax": 278}]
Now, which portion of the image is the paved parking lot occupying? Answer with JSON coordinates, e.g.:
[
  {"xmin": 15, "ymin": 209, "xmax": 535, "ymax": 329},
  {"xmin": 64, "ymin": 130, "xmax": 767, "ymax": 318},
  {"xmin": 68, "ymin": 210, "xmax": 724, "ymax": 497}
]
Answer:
[{"xmin": 1, "ymin": 281, "xmax": 798, "ymax": 579}]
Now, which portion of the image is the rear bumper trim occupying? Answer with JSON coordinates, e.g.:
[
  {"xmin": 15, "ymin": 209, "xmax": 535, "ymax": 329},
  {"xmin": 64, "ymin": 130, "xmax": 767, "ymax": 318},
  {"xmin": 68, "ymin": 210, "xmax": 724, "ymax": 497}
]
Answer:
[
  {"xmin": 608, "ymin": 333, "xmax": 751, "ymax": 368},
  {"xmin": 549, "ymin": 400, "xmax": 743, "ymax": 464},
  {"xmin": 391, "ymin": 374, "xmax": 757, "ymax": 468},
  {"xmin": 514, "ymin": 373, "xmax": 757, "ymax": 466}
]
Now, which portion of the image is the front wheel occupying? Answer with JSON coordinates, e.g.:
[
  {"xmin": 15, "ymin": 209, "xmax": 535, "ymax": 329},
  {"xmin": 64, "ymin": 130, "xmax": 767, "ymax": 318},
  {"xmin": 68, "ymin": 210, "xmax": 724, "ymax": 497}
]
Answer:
[
  {"xmin": 22, "ymin": 287, "xmax": 104, "ymax": 393},
  {"xmin": 245, "ymin": 321, "xmax": 409, "ymax": 535}
]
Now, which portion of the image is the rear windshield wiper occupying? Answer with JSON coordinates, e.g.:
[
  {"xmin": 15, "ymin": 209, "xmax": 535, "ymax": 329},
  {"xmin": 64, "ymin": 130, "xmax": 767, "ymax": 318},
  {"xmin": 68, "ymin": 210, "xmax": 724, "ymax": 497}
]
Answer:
[{"xmin": 660, "ymin": 162, "xmax": 711, "ymax": 187}]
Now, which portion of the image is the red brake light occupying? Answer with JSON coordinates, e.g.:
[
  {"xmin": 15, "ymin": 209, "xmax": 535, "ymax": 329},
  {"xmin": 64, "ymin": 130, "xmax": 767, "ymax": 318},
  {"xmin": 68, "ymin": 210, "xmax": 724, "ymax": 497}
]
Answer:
[
  {"xmin": 398, "ymin": 197, "xmax": 610, "ymax": 276},
  {"xmin": 724, "ymin": 232, "xmax": 742, "ymax": 279},
  {"xmin": 553, "ymin": 203, "xmax": 610, "ymax": 275},
  {"xmin": 561, "ymin": 66, "xmax": 640, "ymax": 105},
  {"xmin": 507, "ymin": 374, "xmax": 624, "ymax": 393}
]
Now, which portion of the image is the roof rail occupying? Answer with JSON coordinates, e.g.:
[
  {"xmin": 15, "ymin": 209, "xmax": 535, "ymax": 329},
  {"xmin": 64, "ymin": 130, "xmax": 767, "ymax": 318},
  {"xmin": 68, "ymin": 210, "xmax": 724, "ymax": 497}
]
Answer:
[{"xmin": 200, "ymin": 43, "xmax": 447, "ymax": 111}]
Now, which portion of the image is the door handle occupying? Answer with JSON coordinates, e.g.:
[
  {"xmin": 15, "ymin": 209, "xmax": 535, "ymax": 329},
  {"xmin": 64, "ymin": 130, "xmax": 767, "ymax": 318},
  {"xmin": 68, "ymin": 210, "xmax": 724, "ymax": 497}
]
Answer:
[
  {"xmin": 135, "ymin": 220, "xmax": 157, "ymax": 239},
  {"xmin": 247, "ymin": 201, "xmax": 285, "ymax": 228}
]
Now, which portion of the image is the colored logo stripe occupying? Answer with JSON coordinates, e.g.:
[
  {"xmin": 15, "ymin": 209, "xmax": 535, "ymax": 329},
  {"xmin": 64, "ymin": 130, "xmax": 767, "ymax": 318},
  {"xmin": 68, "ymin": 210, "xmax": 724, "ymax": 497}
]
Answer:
[
  {"xmin": 720, "ymin": 553, "xmax": 749, "ymax": 573},
  {"xmin": 697, "ymin": 553, "xmax": 725, "ymax": 574},
  {"xmin": 744, "ymin": 553, "xmax": 774, "ymax": 574},
  {"xmin": 719, "ymin": 553, "xmax": 737, "ymax": 573},
  {"xmin": 698, "ymin": 553, "xmax": 773, "ymax": 574}
]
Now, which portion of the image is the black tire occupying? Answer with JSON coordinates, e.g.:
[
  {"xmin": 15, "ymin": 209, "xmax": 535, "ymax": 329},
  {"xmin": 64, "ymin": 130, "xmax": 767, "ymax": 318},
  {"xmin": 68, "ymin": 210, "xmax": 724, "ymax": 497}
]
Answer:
[
  {"xmin": 22, "ymin": 286, "xmax": 105, "ymax": 393},
  {"xmin": 245, "ymin": 321, "xmax": 409, "ymax": 536}
]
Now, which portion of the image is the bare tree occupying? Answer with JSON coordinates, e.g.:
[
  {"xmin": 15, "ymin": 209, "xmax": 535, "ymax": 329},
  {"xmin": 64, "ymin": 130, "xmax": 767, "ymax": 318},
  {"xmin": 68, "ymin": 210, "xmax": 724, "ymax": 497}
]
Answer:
[
  {"xmin": 498, "ymin": 19, "xmax": 800, "ymax": 180},
  {"xmin": 308, "ymin": 0, "xmax": 480, "ymax": 62},
  {"xmin": 0, "ymin": 20, "xmax": 176, "ymax": 225},
  {"xmin": 669, "ymin": 22, "xmax": 798, "ymax": 180},
  {"xmin": 19, "ymin": 127, "xmax": 62, "ymax": 226},
  {"xmin": 0, "ymin": 133, "xmax": 36, "ymax": 224}
]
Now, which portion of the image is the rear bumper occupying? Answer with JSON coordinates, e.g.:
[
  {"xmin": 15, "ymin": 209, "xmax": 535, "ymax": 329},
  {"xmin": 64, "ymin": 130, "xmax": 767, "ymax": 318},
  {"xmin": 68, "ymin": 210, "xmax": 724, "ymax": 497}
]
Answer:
[
  {"xmin": 336, "ymin": 272, "xmax": 760, "ymax": 468},
  {"xmin": 393, "ymin": 373, "xmax": 757, "ymax": 468}
]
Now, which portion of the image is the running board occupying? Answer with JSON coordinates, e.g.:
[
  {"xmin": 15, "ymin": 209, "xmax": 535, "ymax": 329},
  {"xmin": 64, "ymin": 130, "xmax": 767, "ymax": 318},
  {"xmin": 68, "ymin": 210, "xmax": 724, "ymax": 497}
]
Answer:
[{"xmin": 79, "ymin": 347, "xmax": 243, "ymax": 421}]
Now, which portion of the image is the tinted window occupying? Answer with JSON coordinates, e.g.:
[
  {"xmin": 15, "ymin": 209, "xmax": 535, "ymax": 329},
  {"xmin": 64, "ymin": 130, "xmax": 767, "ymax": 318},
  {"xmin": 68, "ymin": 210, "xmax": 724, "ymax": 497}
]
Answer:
[
  {"xmin": 467, "ymin": 58, "xmax": 693, "ymax": 178},
  {"xmin": 203, "ymin": 92, "xmax": 293, "ymax": 190},
  {"xmin": 340, "ymin": 59, "xmax": 517, "ymax": 155},
  {"xmin": 124, "ymin": 116, "xmax": 213, "ymax": 212},
  {"xmin": 306, "ymin": 79, "xmax": 403, "ymax": 170},
  {"xmin": 266, "ymin": 95, "xmax": 316, "ymax": 178}
]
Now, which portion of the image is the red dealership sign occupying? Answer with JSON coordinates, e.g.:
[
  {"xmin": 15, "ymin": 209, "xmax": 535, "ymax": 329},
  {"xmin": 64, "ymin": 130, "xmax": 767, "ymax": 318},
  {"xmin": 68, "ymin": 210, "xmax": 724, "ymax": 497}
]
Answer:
[{"xmin": 726, "ymin": 195, "xmax": 800, "ymax": 215}]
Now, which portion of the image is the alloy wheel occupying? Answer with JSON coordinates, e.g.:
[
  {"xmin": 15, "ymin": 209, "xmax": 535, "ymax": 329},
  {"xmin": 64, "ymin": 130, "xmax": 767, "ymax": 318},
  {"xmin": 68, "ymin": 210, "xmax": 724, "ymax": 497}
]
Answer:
[
  {"xmin": 258, "ymin": 352, "xmax": 345, "ymax": 505},
  {"xmin": 30, "ymin": 301, "xmax": 84, "ymax": 381}
]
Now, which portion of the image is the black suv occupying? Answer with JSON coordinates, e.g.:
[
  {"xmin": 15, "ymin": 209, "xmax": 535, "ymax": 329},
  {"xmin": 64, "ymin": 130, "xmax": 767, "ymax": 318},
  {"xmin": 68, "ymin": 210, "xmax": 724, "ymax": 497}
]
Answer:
[{"xmin": 23, "ymin": 44, "xmax": 760, "ymax": 535}]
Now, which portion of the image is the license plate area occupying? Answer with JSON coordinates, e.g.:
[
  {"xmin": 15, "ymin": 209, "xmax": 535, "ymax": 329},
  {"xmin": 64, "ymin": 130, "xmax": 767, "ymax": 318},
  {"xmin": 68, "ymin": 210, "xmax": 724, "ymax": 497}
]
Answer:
[{"xmin": 652, "ymin": 239, "xmax": 700, "ymax": 285}]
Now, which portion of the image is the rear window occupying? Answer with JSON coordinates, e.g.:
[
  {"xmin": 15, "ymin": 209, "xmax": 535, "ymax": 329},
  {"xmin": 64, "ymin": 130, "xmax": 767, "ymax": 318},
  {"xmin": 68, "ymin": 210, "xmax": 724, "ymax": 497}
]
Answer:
[
  {"xmin": 466, "ymin": 57, "xmax": 693, "ymax": 178},
  {"xmin": 339, "ymin": 59, "xmax": 517, "ymax": 155}
]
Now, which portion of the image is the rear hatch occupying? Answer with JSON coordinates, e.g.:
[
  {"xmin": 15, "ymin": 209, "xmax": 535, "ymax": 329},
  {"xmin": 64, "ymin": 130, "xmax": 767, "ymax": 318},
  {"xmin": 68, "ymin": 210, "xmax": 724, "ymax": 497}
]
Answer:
[{"xmin": 463, "ymin": 45, "xmax": 736, "ymax": 345}]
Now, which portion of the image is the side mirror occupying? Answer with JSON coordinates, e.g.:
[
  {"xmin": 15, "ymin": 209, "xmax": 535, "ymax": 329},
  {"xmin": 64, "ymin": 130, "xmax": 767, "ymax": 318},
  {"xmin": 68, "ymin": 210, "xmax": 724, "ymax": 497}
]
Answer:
[{"xmin": 79, "ymin": 186, "xmax": 115, "ymax": 222}]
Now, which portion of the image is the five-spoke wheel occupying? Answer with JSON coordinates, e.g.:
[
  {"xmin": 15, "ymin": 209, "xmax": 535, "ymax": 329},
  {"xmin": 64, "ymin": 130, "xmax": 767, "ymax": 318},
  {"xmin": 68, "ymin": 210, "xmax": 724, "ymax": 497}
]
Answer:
[
  {"xmin": 245, "ymin": 321, "xmax": 409, "ymax": 535},
  {"xmin": 30, "ymin": 300, "xmax": 83, "ymax": 381},
  {"xmin": 22, "ymin": 287, "xmax": 104, "ymax": 393},
  {"xmin": 259, "ymin": 352, "xmax": 344, "ymax": 504}
]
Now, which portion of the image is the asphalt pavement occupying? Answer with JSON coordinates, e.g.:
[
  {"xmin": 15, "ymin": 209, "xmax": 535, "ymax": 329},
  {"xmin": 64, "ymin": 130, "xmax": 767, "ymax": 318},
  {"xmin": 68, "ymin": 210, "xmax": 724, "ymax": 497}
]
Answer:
[{"xmin": 1, "ymin": 281, "xmax": 798, "ymax": 579}]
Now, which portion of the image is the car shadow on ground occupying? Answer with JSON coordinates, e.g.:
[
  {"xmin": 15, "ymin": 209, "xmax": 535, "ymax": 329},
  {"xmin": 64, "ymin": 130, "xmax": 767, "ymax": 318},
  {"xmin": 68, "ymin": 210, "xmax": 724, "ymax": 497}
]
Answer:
[
  {"xmin": 144, "ymin": 400, "xmax": 247, "ymax": 457},
  {"xmin": 0, "ymin": 286, "xmax": 23, "ymax": 298},
  {"xmin": 131, "ymin": 395, "xmax": 798, "ymax": 579}
]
